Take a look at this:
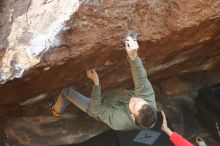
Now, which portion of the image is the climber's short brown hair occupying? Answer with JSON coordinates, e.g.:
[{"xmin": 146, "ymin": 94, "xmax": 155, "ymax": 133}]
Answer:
[{"xmin": 135, "ymin": 104, "xmax": 157, "ymax": 128}]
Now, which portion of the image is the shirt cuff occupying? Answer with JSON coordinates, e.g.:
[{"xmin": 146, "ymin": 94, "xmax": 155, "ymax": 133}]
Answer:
[
  {"xmin": 127, "ymin": 56, "xmax": 142, "ymax": 66},
  {"xmin": 92, "ymin": 85, "xmax": 101, "ymax": 98},
  {"xmin": 169, "ymin": 132, "xmax": 179, "ymax": 141}
]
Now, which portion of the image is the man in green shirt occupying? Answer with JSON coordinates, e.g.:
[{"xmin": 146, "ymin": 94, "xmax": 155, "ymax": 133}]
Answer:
[{"xmin": 51, "ymin": 35, "xmax": 157, "ymax": 130}]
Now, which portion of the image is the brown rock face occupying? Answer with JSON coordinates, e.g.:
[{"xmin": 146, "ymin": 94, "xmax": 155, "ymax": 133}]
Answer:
[
  {"xmin": 161, "ymin": 77, "xmax": 191, "ymax": 96},
  {"xmin": 1, "ymin": 0, "xmax": 220, "ymax": 114},
  {"xmin": 0, "ymin": 0, "xmax": 220, "ymax": 145}
]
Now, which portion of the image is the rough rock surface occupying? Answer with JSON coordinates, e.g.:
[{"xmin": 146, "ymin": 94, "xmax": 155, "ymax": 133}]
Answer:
[
  {"xmin": 0, "ymin": 0, "xmax": 80, "ymax": 83},
  {"xmin": 0, "ymin": 103, "xmax": 108, "ymax": 146},
  {"xmin": 0, "ymin": 0, "xmax": 220, "ymax": 115},
  {"xmin": 1, "ymin": 0, "xmax": 220, "ymax": 145}
]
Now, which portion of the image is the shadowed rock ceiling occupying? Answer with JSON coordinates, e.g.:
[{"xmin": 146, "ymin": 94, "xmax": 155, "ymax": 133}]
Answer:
[
  {"xmin": 0, "ymin": 0, "xmax": 220, "ymax": 145},
  {"xmin": 1, "ymin": 0, "xmax": 220, "ymax": 115}
]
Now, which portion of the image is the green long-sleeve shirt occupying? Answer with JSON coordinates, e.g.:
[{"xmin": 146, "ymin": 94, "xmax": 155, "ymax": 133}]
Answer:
[{"xmin": 88, "ymin": 56, "xmax": 157, "ymax": 130}]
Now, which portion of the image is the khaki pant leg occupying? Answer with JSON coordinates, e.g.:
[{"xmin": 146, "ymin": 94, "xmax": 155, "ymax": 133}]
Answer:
[{"xmin": 53, "ymin": 88, "xmax": 69, "ymax": 115}]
